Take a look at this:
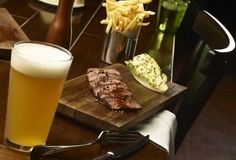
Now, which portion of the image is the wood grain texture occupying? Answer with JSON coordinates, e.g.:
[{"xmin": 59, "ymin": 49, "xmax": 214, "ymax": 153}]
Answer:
[
  {"xmin": 0, "ymin": 145, "xmax": 28, "ymax": 160},
  {"xmin": 0, "ymin": 8, "xmax": 29, "ymax": 46},
  {"xmin": 0, "ymin": 8, "xmax": 29, "ymax": 60},
  {"xmin": 58, "ymin": 63, "xmax": 186, "ymax": 130}
]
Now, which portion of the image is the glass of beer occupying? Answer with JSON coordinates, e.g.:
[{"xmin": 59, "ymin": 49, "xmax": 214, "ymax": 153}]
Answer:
[
  {"xmin": 4, "ymin": 41, "xmax": 73, "ymax": 152},
  {"xmin": 157, "ymin": 0, "xmax": 189, "ymax": 34}
]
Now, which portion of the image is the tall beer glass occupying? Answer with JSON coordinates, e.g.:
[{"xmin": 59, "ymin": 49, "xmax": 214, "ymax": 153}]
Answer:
[{"xmin": 4, "ymin": 41, "xmax": 73, "ymax": 152}]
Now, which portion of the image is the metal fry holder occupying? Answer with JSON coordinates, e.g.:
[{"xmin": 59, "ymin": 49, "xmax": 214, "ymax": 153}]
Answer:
[{"xmin": 101, "ymin": 27, "xmax": 140, "ymax": 64}]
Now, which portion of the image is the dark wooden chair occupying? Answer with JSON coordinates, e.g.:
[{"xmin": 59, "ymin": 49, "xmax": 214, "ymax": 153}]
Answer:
[{"xmin": 174, "ymin": 10, "xmax": 235, "ymax": 150}]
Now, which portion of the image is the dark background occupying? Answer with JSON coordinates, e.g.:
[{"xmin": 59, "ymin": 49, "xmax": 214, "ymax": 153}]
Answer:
[
  {"xmin": 175, "ymin": 0, "xmax": 236, "ymax": 72},
  {"xmin": 205, "ymin": 0, "xmax": 236, "ymax": 66},
  {"xmin": 174, "ymin": 1, "xmax": 236, "ymax": 159}
]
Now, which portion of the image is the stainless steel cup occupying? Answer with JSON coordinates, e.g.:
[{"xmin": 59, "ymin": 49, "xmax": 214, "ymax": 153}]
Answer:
[{"xmin": 101, "ymin": 28, "xmax": 140, "ymax": 64}]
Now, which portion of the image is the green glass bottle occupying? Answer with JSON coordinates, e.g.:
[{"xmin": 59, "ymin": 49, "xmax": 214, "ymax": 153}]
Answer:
[
  {"xmin": 158, "ymin": 0, "xmax": 189, "ymax": 34},
  {"xmin": 148, "ymin": 30, "xmax": 175, "ymax": 81}
]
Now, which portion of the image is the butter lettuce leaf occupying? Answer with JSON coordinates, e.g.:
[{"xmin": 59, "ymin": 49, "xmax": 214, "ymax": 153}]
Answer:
[{"xmin": 125, "ymin": 53, "xmax": 168, "ymax": 93}]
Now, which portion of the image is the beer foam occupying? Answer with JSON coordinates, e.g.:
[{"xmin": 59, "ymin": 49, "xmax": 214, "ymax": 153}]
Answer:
[{"xmin": 11, "ymin": 42, "xmax": 72, "ymax": 79}]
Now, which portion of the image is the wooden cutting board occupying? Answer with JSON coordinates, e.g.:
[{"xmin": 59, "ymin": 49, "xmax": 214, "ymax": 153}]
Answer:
[
  {"xmin": 58, "ymin": 63, "xmax": 186, "ymax": 130},
  {"xmin": 0, "ymin": 8, "xmax": 29, "ymax": 60}
]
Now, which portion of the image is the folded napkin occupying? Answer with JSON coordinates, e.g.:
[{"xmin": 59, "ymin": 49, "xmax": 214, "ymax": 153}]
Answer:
[{"xmin": 134, "ymin": 110, "xmax": 177, "ymax": 160}]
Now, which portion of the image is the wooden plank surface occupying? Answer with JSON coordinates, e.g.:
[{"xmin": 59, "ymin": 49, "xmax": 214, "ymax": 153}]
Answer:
[
  {"xmin": 0, "ymin": 8, "xmax": 29, "ymax": 48},
  {"xmin": 0, "ymin": 8, "xmax": 29, "ymax": 60},
  {"xmin": 58, "ymin": 63, "xmax": 186, "ymax": 130},
  {"xmin": 0, "ymin": 145, "xmax": 28, "ymax": 160}
]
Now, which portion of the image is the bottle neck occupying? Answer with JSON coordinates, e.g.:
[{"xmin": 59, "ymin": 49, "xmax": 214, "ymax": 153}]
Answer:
[
  {"xmin": 46, "ymin": 0, "xmax": 75, "ymax": 49},
  {"xmin": 57, "ymin": 0, "xmax": 74, "ymax": 18}
]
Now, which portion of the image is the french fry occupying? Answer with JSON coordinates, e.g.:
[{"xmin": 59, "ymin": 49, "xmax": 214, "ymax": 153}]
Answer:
[
  {"xmin": 138, "ymin": 22, "xmax": 150, "ymax": 26},
  {"xmin": 106, "ymin": 20, "xmax": 113, "ymax": 33},
  {"xmin": 101, "ymin": 0, "xmax": 155, "ymax": 33},
  {"xmin": 138, "ymin": 0, "xmax": 152, "ymax": 4},
  {"xmin": 124, "ymin": 15, "xmax": 138, "ymax": 31}
]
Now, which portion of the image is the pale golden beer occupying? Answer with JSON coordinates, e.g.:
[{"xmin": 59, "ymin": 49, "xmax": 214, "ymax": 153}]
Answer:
[{"xmin": 4, "ymin": 41, "xmax": 72, "ymax": 152}]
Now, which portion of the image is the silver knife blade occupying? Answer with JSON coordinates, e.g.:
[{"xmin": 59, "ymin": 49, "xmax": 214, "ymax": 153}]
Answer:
[{"xmin": 93, "ymin": 135, "xmax": 149, "ymax": 160}]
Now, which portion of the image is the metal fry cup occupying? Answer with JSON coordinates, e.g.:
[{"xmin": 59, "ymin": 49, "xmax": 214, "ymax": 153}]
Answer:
[{"xmin": 101, "ymin": 27, "xmax": 140, "ymax": 64}]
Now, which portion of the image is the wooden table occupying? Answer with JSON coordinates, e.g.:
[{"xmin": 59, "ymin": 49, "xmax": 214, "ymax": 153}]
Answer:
[{"xmin": 0, "ymin": 0, "xmax": 183, "ymax": 159}]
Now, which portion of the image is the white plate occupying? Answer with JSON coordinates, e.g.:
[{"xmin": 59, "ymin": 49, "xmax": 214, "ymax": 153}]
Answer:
[{"xmin": 38, "ymin": 0, "xmax": 85, "ymax": 8}]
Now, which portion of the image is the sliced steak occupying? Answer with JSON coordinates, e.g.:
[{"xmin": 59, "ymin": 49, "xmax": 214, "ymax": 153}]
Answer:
[{"xmin": 86, "ymin": 68, "xmax": 141, "ymax": 110}]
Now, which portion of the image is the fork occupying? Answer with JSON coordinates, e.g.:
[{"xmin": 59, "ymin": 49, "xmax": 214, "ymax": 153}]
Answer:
[{"xmin": 30, "ymin": 130, "xmax": 141, "ymax": 160}]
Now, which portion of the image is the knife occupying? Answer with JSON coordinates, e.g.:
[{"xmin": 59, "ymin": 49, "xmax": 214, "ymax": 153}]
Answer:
[{"xmin": 93, "ymin": 135, "xmax": 149, "ymax": 160}]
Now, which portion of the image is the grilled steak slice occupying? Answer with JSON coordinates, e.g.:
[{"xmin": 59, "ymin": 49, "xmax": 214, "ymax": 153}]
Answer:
[{"xmin": 86, "ymin": 68, "xmax": 141, "ymax": 110}]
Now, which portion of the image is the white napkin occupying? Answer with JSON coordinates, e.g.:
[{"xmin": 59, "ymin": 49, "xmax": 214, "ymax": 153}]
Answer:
[{"xmin": 134, "ymin": 110, "xmax": 177, "ymax": 160}]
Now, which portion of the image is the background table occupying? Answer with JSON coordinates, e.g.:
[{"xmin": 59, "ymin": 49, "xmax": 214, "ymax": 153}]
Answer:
[{"xmin": 0, "ymin": 0, "xmax": 178, "ymax": 159}]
